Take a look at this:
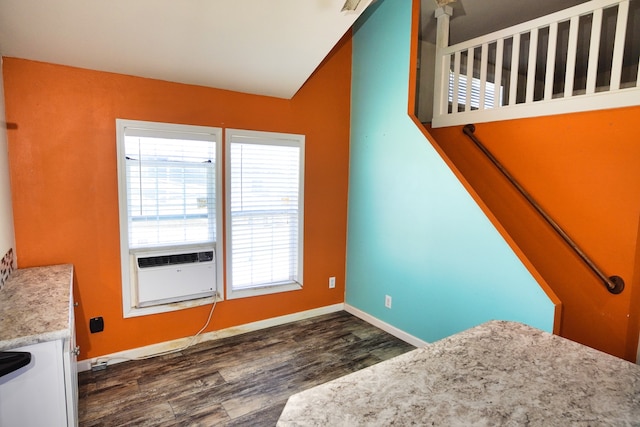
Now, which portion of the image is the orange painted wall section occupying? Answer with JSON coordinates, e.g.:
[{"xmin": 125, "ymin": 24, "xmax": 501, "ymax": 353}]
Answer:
[
  {"xmin": 3, "ymin": 34, "xmax": 352, "ymax": 359},
  {"xmin": 428, "ymin": 107, "xmax": 640, "ymax": 360}
]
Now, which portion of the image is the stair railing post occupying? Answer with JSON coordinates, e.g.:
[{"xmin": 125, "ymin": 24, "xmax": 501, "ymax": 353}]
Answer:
[{"xmin": 433, "ymin": 5, "xmax": 453, "ymax": 122}]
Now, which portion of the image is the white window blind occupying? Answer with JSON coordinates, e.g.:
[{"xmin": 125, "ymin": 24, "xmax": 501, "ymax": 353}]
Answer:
[
  {"xmin": 226, "ymin": 130, "xmax": 304, "ymax": 294},
  {"xmin": 123, "ymin": 128, "xmax": 217, "ymax": 249},
  {"xmin": 449, "ymin": 71, "xmax": 503, "ymax": 109}
]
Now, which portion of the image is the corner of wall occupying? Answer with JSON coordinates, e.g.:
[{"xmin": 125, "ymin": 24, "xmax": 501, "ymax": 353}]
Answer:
[
  {"xmin": 347, "ymin": 0, "xmax": 557, "ymax": 345},
  {"xmin": 0, "ymin": 56, "xmax": 17, "ymax": 282}
]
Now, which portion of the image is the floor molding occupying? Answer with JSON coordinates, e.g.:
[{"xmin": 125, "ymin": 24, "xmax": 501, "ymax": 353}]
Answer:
[
  {"xmin": 77, "ymin": 303, "xmax": 345, "ymax": 372},
  {"xmin": 344, "ymin": 304, "xmax": 429, "ymax": 348}
]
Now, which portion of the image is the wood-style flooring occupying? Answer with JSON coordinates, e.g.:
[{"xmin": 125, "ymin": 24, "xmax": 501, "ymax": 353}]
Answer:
[{"xmin": 78, "ymin": 311, "xmax": 416, "ymax": 426}]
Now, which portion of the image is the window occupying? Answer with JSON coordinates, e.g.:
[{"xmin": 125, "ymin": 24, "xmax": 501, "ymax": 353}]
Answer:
[
  {"xmin": 116, "ymin": 120, "xmax": 223, "ymax": 317},
  {"xmin": 448, "ymin": 72, "xmax": 503, "ymax": 110},
  {"xmin": 225, "ymin": 129, "xmax": 304, "ymax": 299}
]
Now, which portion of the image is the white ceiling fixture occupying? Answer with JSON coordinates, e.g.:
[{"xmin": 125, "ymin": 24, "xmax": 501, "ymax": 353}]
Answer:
[
  {"xmin": 342, "ymin": 0, "xmax": 363, "ymax": 12},
  {"xmin": 0, "ymin": 0, "xmax": 374, "ymax": 99}
]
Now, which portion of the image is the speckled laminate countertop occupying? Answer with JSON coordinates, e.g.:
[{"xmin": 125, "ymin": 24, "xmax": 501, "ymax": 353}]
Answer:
[
  {"xmin": 0, "ymin": 264, "xmax": 74, "ymax": 351},
  {"xmin": 278, "ymin": 320, "xmax": 640, "ymax": 426}
]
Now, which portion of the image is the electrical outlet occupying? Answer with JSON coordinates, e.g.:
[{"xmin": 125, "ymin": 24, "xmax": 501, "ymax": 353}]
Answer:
[
  {"xmin": 329, "ymin": 276, "xmax": 336, "ymax": 289},
  {"xmin": 385, "ymin": 295, "xmax": 392, "ymax": 309},
  {"xmin": 91, "ymin": 361, "xmax": 107, "ymax": 372}
]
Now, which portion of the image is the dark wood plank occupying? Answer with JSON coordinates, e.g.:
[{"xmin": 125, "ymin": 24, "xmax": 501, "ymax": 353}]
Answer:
[{"xmin": 78, "ymin": 311, "xmax": 415, "ymax": 426}]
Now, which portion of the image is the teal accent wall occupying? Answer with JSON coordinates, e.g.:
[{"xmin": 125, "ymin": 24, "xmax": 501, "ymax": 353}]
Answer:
[{"xmin": 345, "ymin": 0, "xmax": 556, "ymax": 341}]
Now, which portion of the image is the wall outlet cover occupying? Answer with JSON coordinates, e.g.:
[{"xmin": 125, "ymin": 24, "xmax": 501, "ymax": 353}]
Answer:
[{"xmin": 90, "ymin": 316, "xmax": 104, "ymax": 333}]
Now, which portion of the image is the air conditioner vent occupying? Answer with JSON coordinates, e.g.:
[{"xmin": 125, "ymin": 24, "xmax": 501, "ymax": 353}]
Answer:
[
  {"xmin": 137, "ymin": 251, "xmax": 214, "ymax": 268},
  {"xmin": 134, "ymin": 248, "xmax": 216, "ymax": 307}
]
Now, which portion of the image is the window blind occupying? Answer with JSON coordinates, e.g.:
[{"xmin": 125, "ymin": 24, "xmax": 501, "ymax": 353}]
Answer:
[
  {"xmin": 448, "ymin": 71, "xmax": 502, "ymax": 109},
  {"xmin": 124, "ymin": 133, "xmax": 217, "ymax": 249},
  {"xmin": 228, "ymin": 135, "xmax": 303, "ymax": 291}
]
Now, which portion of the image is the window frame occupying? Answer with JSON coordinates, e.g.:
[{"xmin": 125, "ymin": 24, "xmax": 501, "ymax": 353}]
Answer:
[
  {"xmin": 224, "ymin": 128, "xmax": 305, "ymax": 300},
  {"xmin": 116, "ymin": 119, "xmax": 224, "ymax": 318}
]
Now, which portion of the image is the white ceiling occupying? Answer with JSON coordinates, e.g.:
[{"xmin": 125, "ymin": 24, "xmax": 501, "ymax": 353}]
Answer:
[
  {"xmin": 0, "ymin": 0, "xmax": 596, "ymax": 100},
  {"xmin": 0, "ymin": 0, "xmax": 374, "ymax": 99}
]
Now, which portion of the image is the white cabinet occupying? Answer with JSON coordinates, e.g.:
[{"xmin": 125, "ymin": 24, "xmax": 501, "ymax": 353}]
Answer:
[
  {"xmin": 0, "ymin": 340, "xmax": 68, "ymax": 426},
  {"xmin": 0, "ymin": 308, "xmax": 78, "ymax": 426},
  {"xmin": 0, "ymin": 264, "xmax": 78, "ymax": 426}
]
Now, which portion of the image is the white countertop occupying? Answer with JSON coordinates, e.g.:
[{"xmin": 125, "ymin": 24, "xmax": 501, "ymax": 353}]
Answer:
[
  {"xmin": 0, "ymin": 264, "xmax": 74, "ymax": 351},
  {"xmin": 278, "ymin": 320, "xmax": 640, "ymax": 426}
]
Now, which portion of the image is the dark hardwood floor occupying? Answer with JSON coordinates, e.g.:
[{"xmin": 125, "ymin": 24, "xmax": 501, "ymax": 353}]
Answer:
[{"xmin": 78, "ymin": 311, "xmax": 416, "ymax": 426}]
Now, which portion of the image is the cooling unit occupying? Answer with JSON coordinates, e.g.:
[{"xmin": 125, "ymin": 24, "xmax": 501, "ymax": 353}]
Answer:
[{"xmin": 134, "ymin": 248, "xmax": 216, "ymax": 307}]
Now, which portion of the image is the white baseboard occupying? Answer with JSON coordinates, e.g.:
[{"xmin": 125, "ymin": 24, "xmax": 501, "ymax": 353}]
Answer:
[
  {"xmin": 77, "ymin": 303, "xmax": 345, "ymax": 372},
  {"xmin": 344, "ymin": 304, "xmax": 429, "ymax": 348}
]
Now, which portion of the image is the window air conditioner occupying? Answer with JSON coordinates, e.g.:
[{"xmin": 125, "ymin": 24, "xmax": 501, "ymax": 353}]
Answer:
[{"xmin": 134, "ymin": 248, "xmax": 216, "ymax": 307}]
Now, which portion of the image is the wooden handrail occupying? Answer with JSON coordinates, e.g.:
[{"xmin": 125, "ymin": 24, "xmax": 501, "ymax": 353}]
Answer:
[{"xmin": 463, "ymin": 124, "xmax": 624, "ymax": 294}]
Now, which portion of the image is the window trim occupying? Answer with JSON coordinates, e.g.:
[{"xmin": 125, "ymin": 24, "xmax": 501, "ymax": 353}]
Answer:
[
  {"xmin": 224, "ymin": 128, "xmax": 305, "ymax": 300},
  {"xmin": 116, "ymin": 119, "xmax": 224, "ymax": 318}
]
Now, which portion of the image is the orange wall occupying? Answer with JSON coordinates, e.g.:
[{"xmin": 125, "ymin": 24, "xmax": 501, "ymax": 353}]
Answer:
[
  {"xmin": 3, "ymin": 35, "xmax": 352, "ymax": 359},
  {"xmin": 428, "ymin": 107, "xmax": 640, "ymax": 360}
]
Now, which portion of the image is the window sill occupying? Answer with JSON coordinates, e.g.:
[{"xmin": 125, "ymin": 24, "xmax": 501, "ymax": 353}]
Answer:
[
  {"xmin": 123, "ymin": 293, "xmax": 221, "ymax": 318},
  {"xmin": 226, "ymin": 282, "xmax": 302, "ymax": 300}
]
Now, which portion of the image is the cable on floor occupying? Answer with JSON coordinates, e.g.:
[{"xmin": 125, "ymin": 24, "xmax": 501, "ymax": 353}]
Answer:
[{"xmin": 92, "ymin": 292, "xmax": 218, "ymax": 369}]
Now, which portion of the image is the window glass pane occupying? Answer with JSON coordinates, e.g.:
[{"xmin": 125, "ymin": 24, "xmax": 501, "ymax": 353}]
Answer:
[
  {"xmin": 229, "ymin": 138, "xmax": 302, "ymax": 291},
  {"xmin": 448, "ymin": 72, "xmax": 503, "ymax": 109},
  {"xmin": 124, "ymin": 135, "xmax": 216, "ymax": 248}
]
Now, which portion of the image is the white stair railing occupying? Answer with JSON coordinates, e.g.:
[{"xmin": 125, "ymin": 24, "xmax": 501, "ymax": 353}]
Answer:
[{"xmin": 432, "ymin": 0, "xmax": 640, "ymax": 128}]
